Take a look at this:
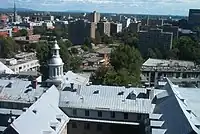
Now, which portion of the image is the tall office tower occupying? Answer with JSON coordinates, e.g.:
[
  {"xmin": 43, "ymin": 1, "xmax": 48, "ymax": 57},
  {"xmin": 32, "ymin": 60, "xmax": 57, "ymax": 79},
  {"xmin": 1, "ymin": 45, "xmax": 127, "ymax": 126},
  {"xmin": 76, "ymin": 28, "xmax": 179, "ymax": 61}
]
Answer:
[
  {"xmin": 138, "ymin": 29, "xmax": 173, "ymax": 56},
  {"xmin": 188, "ymin": 9, "xmax": 200, "ymax": 26},
  {"xmin": 97, "ymin": 21, "xmax": 111, "ymax": 36},
  {"xmin": 89, "ymin": 11, "xmax": 100, "ymax": 23}
]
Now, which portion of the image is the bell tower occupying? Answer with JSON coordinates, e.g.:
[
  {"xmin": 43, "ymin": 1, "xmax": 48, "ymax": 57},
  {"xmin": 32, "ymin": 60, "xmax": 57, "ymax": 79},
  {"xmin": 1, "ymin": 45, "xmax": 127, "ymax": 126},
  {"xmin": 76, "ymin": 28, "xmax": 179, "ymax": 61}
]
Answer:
[{"xmin": 46, "ymin": 41, "xmax": 64, "ymax": 88}]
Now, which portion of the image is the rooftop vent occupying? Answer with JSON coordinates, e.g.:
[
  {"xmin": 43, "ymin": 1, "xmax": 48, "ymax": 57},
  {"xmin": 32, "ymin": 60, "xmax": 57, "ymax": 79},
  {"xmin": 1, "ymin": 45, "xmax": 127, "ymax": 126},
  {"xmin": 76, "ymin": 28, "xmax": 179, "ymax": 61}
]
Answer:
[
  {"xmin": 93, "ymin": 90, "xmax": 99, "ymax": 94},
  {"xmin": 50, "ymin": 122, "xmax": 58, "ymax": 131},
  {"xmin": 70, "ymin": 83, "xmax": 74, "ymax": 90},
  {"xmin": 32, "ymin": 109, "xmax": 37, "ymax": 114},
  {"xmin": 24, "ymin": 88, "xmax": 32, "ymax": 93},
  {"xmin": 186, "ymin": 109, "xmax": 192, "ymax": 113},
  {"xmin": 6, "ymin": 82, "xmax": 13, "ymax": 88},
  {"xmin": 118, "ymin": 91, "xmax": 124, "ymax": 95},
  {"xmin": 22, "ymin": 107, "xmax": 28, "ymax": 112},
  {"xmin": 126, "ymin": 91, "xmax": 136, "ymax": 100},
  {"xmin": 56, "ymin": 115, "xmax": 63, "ymax": 122}
]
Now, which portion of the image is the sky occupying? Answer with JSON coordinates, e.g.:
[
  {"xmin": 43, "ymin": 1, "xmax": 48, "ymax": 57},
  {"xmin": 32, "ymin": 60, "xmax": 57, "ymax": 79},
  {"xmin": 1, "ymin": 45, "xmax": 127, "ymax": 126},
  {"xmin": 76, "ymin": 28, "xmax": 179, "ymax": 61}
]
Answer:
[{"xmin": 0, "ymin": 0, "xmax": 200, "ymax": 15}]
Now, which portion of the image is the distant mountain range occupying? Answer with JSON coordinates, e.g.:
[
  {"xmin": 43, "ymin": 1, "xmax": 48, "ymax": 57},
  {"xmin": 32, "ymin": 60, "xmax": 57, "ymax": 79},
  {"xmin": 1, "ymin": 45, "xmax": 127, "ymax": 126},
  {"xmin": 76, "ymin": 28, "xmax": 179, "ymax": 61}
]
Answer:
[{"xmin": 0, "ymin": 8, "xmax": 34, "ymax": 12}]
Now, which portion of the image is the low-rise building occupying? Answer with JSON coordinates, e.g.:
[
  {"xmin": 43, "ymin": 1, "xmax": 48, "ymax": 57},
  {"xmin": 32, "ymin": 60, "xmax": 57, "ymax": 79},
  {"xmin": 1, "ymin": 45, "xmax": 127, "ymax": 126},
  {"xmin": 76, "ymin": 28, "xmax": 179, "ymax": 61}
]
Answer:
[
  {"xmin": 0, "ymin": 52, "xmax": 40, "ymax": 74},
  {"xmin": 141, "ymin": 58, "xmax": 200, "ymax": 87}
]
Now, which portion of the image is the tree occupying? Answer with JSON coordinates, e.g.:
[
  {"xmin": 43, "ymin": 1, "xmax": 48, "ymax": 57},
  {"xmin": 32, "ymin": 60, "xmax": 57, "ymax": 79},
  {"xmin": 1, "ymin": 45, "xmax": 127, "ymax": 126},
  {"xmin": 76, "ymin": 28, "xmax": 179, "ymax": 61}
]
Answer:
[
  {"xmin": 90, "ymin": 45, "xmax": 143, "ymax": 86},
  {"xmin": 71, "ymin": 47, "xmax": 78, "ymax": 54},
  {"xmin": 36, "ymin": 41, "xmax": 51, "ymax": 80},
  {"xmin": 69, "ymin": 56, "xmax": 82, "ymax": 72},
  {"xmin": 14, "ymin": 29, "xmax": 28, "ymax": 37},
  {"xmin": 0, "ymin": 37, "xmax": 19, "ymax": 58}
]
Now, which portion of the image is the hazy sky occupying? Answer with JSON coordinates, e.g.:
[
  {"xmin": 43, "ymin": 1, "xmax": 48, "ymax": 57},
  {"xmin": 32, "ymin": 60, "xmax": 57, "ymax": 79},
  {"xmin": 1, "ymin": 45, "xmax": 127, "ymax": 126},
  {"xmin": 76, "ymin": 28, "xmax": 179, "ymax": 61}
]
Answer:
[{"xmin": 1, "ymin": 0, "xmax": 200, "ymax": 15}]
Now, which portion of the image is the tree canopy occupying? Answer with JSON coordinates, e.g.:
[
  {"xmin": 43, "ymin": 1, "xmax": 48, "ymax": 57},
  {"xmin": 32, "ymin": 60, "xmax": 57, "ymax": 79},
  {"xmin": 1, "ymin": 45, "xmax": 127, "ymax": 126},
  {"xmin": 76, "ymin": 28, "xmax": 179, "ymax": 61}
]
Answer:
[
  {"xmin": 0, "ymin": 37, "xmax": 19, "ymax": 58},
  {"xmin": 90, "ymin": 44, "xmax": 143, "ymax": 86}
]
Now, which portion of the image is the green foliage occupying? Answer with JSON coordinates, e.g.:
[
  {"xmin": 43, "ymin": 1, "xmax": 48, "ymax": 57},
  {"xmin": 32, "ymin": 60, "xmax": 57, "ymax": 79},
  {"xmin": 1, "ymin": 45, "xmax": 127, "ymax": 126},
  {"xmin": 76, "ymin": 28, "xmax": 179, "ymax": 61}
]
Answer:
[
  {"xmin": 36, "ymin": 40, "xmax": 81, "ymax": 80},
  {"xmin": 102, "ymin": 34, "xmax": 113, "ymax": 44},
  {"xmin": 71, "ymin": 47, "xmax": 78, "ymax": 54},
  {"xmin": 91, "ymin": 45, "xmax": 143, "ymax": 86},
  {"xmin": 114, "ymin": 31, "xmax": 138, "ymax": 48},
  {"xmin": 81, "ymin": 45, "xmax": 89, "ymax": 52},
  {"xmin": 14, "ymin": 29, "xmax": 28, "ymax": 37},
  {"xmin": 36, "ymin": 41, "xmax": 51, "ymax": 80},
  {"xmin": 169, "ymin": 36, "xmax": 200, "ymax": 63},
  {"xmin": 69, "ymin": 56, "xmax": 82, "ymax": 73},
  {"xmin": 0, "ymin": 37, "xmax": 19, "ymax": 58}
]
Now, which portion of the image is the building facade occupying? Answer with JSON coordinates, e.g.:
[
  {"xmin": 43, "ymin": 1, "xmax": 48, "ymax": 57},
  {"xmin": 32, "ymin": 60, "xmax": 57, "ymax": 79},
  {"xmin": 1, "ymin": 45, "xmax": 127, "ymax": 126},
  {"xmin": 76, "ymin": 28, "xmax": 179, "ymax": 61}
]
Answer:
[
  {"xmin": 138, "ymin": 29, "xmax": 173, "ymax": 56},
  {"xmin": 97, "ymin": 22, "xmax": 111, "ymax": 36}
]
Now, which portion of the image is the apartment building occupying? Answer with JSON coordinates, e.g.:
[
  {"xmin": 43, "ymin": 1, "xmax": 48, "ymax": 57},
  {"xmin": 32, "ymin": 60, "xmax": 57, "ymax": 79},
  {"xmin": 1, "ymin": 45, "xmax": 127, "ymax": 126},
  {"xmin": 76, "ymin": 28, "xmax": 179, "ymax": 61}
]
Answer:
[
  {"xmin": 97, "ymin": 21, "xmax": 111, "ymax": 36},
  {"xmin": 138, "ymin": 29, "xmax": 173, "ymax": 56}
]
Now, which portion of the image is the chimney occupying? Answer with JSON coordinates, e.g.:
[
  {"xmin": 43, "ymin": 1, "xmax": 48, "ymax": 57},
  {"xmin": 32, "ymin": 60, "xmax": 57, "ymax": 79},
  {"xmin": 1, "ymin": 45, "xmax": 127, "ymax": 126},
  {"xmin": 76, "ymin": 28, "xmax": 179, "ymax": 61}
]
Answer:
[
  {"xmin": 32, "ymin": 79, "xmax": 37, "ymax": 89},
  {"xmin": 70, "ymin": 83, "xmax": 74, "ymax": 90}
]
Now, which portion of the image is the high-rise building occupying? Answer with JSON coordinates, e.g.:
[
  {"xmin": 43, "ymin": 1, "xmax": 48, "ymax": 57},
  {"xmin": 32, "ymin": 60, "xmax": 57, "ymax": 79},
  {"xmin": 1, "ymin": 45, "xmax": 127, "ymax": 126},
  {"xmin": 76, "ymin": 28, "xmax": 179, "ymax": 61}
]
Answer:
[
  {"xmin": 188, "ymin": 9, "xmax": 200, "ymax": 26},
  {"xmin": 141, "ymin": 18, "xmax": 163, "ymax": 26},
  {"xmin": 110, "ymin": 23, "xmax": 122, "ymax": 35},
  {"xmin": 128, "ymin": 22, "xmax": 141, "ymax": 33},
  {"xmin": 89, "ymin": 11, "xmax": 100, "ymax": 23},
  {"xmin": 97, "ymin": 21, "xmax": 111, "ymax": 36},
  {"xmin": 68, "ymin": 20, "xmax": 95, "ymax": 45},
  {"xmin": 138, "ymin": 29, "xmax": 173, "ymax": 56},
  {"xmin": 162, "ymin": 24, "xmax": 179, "ymax": 40}
]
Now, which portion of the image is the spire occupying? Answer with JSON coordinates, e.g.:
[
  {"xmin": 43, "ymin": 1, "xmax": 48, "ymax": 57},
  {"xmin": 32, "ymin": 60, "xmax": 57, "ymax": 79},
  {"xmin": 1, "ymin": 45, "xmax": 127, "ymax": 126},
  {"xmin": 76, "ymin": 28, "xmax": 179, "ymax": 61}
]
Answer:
[
  {"xmin": 13, "ymin": 0, "xmax": 17, "ymax": 22},
  {"xmin": 52, "ymin": 40, "xmax": 61, "ymax": 58}
]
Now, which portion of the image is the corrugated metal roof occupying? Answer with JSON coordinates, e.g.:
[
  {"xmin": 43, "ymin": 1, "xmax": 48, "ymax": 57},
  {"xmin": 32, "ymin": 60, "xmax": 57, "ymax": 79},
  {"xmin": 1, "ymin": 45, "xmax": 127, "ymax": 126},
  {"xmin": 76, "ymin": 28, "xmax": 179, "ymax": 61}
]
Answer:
[
  {"xmin": 0, "ymin": 79, "xmax": 47, "ymax": 103},
  {"xmin": 9, "ymin": 85, "xmax": 69, "ymax": 134},
  {"xmin": 59, "ymin": 85, "xmax": 163, "ymax": 114},
  {"xmin": 0, "ymin": 61, "xmax": 14, "ymax": 74}
]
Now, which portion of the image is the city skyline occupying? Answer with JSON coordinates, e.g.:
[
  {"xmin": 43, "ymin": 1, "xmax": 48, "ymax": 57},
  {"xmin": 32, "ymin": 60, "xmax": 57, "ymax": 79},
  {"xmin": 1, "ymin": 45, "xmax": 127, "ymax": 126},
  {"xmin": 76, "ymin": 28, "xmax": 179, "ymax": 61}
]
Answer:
[{"xmin": 0, "ymin": 0, "xmax": 200, "ymax": 16}]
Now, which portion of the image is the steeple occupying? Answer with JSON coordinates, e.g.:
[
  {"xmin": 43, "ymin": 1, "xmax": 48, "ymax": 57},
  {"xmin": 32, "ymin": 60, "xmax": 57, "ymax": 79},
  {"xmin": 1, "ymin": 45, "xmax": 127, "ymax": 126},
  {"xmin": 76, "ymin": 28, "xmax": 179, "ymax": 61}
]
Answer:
[
  {"xmin": 13, "ymin": 0, "xmax": 17, "ymax": 22},
  {"xmin": 46, "ymin": 41, "xmax": 64, "ymax": 87}
]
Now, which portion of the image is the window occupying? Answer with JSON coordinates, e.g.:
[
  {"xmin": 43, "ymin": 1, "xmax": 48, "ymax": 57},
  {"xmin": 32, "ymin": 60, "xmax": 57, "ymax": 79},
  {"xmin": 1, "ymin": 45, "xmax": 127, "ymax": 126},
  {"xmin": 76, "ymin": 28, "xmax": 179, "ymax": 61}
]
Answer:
[
  {"xmin": 84, "ymin": 123, "xmax": 90, "ymax": 130},
  {"xmin": 85, "ymin": 110, "xmax": 89, "ymax": 116},
  {"xmin": 97, "ymin": 124, "xmax": 102, "ymax": 131},
  {"xmin": 72, "ymin": 109, "xmax": 77, "ymax": 116},
  {"xmin": 111, "ymin": 112, "xmax": 115, "ymax": 118},
  {"xmin": 137, "ymin": 114, "xmax": 141, "ymax": 121},
  {"xmin": 72, "ymin": 122, "xmax": 77, "ymax": 128},
  {"xmin": 98, "ymin": 111, "xmax": 102, "ymax": 117},
  {"xmin": 124, "ymin": 113, "xmax": 128, "ymax": 119}
]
